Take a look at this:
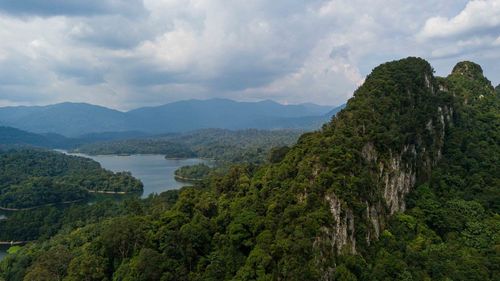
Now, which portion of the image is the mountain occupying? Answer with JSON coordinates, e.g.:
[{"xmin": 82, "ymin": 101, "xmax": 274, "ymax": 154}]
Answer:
[
  {"xmin": 324, "ymin": 102, "xmax": 346, "ymax": 117},
  {"xmin": 0, "ymin": 102, "xmax": 127, "ymax": 137},
  {"xmin": 0, "ymin": 126, "xmax": 153, "ymax": 150},
  {"xmin": 126, "ymin": 98, "xmax": 335, "ymax": 133},
  {"xmin": 76, "ymin": 131, "xmax": 151, "ymax": 143},
  {"xmin": 296, "ymin": 102, "xmax": 336, "ymax": 115},
  {"xmin": 0, "ymin": 126, "xmax": 52, "ymax": 147},
  {"xmin": 0, "ymin": 126, "xmax": 74, "ymax": 149},
  {"xmin": 247, "ymin": 103, "xmax": 346, "ymax": 130},
  {"xmin": 3, "ymin": 58, "xmax": 498, "ymax": 280},
  {"xmin": 0, "ymin": 99, "xmax": 337, "ymax": 136}
]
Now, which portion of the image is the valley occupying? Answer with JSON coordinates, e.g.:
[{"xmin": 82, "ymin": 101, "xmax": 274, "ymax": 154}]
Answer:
[
  {"xmin": 0, "ymin": 58, "xmax": 498, "ymax": 280},
  {"xmin": 1, "ymin": 2, "xmax": 499, "ymax": 280}
]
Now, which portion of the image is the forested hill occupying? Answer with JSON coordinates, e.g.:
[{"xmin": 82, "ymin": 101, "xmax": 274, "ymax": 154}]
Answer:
[
  {"xmin": 2, "ymin": 57, "xmax": 498, "ymax": 280},
  {"xmin": 74, "ymin": 129, "xmax": 303, "ymax": 164},
  {"xmin": 0, "ymin": 150, "xmax": 143, "ymax": 209},
  {"xmin": 0, "ymin": 126, "xmax": 55, "ymax": 148},
  {"xmin": 0, "ymin": 126, "xmax": 82, "ymax": 149}
]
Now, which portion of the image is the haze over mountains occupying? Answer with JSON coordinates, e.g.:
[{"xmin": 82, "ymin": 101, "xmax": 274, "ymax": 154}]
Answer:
[
  {"xmin": 0, "ymin": 126, "xmax": 68, "ymax": 148},
  {"xmin": 0, "ymin": 99, "xmax": 343, "ymax": 137}
]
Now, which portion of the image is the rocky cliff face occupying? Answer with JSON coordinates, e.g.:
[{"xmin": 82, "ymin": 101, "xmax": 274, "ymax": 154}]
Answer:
[
  {"xmin": 376, "ymin": 103, "xmax": 453, "ymax": 215},
  {"xmin": 317, "ymin": 60, "xmax": 497, "ymax": 263},
  {"xmin": 312, "ymin": 58, "xmax": 473, "ymax": 257},
  {"xmin": 305, "ymin": 59, "xmax": 500, "ymax": 281}
]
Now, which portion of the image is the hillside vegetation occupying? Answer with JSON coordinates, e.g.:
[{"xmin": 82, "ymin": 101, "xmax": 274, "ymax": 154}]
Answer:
[
  {"xmin": 174, "ymin": 164, "xmax": 212, "ymax": 182},
  {"xmin": 1, "ymin": 58, "xmax": 498, "ymax": 281},
  {"xmin": 0, "ymin": 150, "xmax": 143, "ymax": 209},
  {"xmin": 74, "ymin": 129, "xmax": 303, "ymax": 164}
]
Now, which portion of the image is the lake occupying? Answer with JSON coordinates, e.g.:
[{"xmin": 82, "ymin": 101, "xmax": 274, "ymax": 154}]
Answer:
[
  {"xmin": 0, "ymin": 246, "xmax": 7, "ymax": 261},
  {"xmin": 0, "ymin": 153, "xmax": 207, "ymax": 261},
  {"xmin": 0, "ymin": 215, "xmax": 7, "ymax": 260},
  {"xmin": 65, "ymin": 153, "xmax": 207, "ymax": 198}
]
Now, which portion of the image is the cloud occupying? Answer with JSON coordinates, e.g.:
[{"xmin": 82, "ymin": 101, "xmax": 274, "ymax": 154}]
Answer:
[
  {"xmin": 416, "ymin": 0, "xmax": 500, "ymax": 64},
  {"xmin": 418, "ymin": 0, "xmax": 500, "ymax": 40},
  {"xmin": 0, "ymin": 0, "xmax": 498, "ymax": 110},
  {"xmin": 68, "ymin": 16, "xmax": 154, "ymax": 49},
  {"xmin": 0, "ymin": 0, "xmax": 146, "ymax": 17}
]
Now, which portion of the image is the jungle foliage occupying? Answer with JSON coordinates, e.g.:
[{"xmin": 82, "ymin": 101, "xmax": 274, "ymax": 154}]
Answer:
[
  {"xmin": 74, "ymin": 129, "xmax": 303, "ymax": 164},
  {"xmin": 1, "ymin": 58, "xmax": 499, "ymax": 281},
  {"xmin": 0, "ymin": 150, "xmax": 142, "ymax": 209}
]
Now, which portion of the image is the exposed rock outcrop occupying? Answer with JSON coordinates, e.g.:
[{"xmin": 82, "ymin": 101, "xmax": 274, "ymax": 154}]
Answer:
[
  {"xmin": 324, "ymin": 193, "xmax": 356, "ymax": 253},
  {"xmin": 318, "ymin": 58, "xmax": 459, "ymax": 258}
]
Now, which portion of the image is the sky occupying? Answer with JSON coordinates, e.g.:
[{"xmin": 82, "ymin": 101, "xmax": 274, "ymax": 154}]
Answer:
[{"xmin": 0, "ymin": 0, "xmax": 499, "ymax": 110}]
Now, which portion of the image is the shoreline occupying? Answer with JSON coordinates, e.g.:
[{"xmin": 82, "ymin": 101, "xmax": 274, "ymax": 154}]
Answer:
[
  {"xmin": 61, "ymin": 150, "xmax": 215, "ymax": 161},
  {"xmin": 0, "ymin": 199, "xmax": 83, "ymax": 211},
  {"xmin": 0, "ymin": 241, "xmax": 31, "ymax": 246},
  {"xmin": 86, "ymin": 189, "xmax": 130, "ymax": 195},
  {"xmin": 174, "ymin": 175, "xmax": 204, "ymax": 182},
  {"xmin": 64, "ymin": 150, "xmax": 209, "ymax": 159}
]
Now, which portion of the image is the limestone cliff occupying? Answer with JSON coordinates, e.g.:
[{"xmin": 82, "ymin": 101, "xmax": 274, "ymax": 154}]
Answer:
[{"xmin": 308, "ymin": 58, "xmax": 494, "ymax": 260}]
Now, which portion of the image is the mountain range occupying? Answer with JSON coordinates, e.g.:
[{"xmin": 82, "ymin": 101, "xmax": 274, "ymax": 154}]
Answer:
[{"xmin": 0, "ymin": 99, "xmax": 343, "ymax": 137}]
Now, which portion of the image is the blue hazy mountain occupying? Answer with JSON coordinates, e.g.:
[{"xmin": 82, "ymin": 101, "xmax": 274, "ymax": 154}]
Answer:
[
  {"xmin": 126, "ymin": 99, "xmax": 338, "ymax": 133},
  {"xmin": 0, "ymin": 126, "xmax": 71, "ymax": 148},
  {"xmin": 0, "ymin": 99, "xmax": 340, "ymax": 137},
  {"xmin": 0, "ymin": 102, "xmax": 127, "ymax": 137}
]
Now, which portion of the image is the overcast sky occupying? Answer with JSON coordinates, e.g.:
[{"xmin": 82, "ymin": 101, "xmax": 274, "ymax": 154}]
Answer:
[{"xmin": 0, "ymin": 0, "xmax": 499, "ymax": 110}]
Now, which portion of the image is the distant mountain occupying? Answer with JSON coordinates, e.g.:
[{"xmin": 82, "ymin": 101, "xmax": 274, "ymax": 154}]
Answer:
[
  {"xmin": 0, "ymin": 126, "xmax": 153, "ymax": 150},
  {"xmin": 0, "ymin": 102, "xmax": 127, "ymax": 137},
  {"xmin": 0, "ymin": 99, "xmax": 340, "ymax": 136},
  {"xmin": 77, "ymin": 131, "xmax": 152, "ymax": 143},
  {"xmin": 324, "ymin": 103, "xmax": 346, "ymax": 117},
  {"xmin": 0, "ymin": 126, "xmax": 72, "ymax": 148},
  {"xmin": 248, "ymin": 103, "xmax": 346, "ymax": 130},
  {"xmin": 127, "ymin": 99, "xmax": 336, "ymax": 133}
]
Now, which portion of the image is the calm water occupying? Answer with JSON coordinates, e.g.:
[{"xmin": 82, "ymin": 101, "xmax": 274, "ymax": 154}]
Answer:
[
  {"xmin": 0, "ymin": 215, "xmax": 7, "ymax": 260},
  {"xmin": 66, "ymin": 153, "xmax": 206, "ymax": 198},
  {"xmin": 0, "ymin": 153, "xmax": 206, "ymax": 261},
  {"xmin": 0, "ymin": 246, "xmax": 7, "ymax": 261}
]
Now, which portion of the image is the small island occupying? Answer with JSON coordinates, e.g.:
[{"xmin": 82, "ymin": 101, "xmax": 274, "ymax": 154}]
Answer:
[{"xmin": 174, "ymin": 163, "xmax": 211, "ymax": 182}]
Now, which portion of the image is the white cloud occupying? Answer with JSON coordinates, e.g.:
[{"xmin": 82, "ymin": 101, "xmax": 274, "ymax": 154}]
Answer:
[
  {"xmin": 415, "ymin": 0, "xmax": 500, "ymax": 70},
  {"xmin": 418, "ymin": 0, "xmax": 500, "ymax": 40},
  {"xmin": 0, "ymin": 0, "xmax": 498, "ymax": 110}
]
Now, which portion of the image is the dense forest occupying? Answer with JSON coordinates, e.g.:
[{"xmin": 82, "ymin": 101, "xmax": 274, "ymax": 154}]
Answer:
[
  {"xmin": 0, "ymin": 150, "xmax": 143, "ymax": 209},
  {"xmin": 174, "ymin": 164, "xmax": 212, "ymax": 182},
  {"xmin": 0, "ymin": 58, "xmax": 498, "ymax": 280},
  {"xmin": 74, "ymin": 139, "xmax": 196, "ymax": 158},
  {"xmin": 74, "ymin": 129, "xmax": 302, "ymax": 164}
]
